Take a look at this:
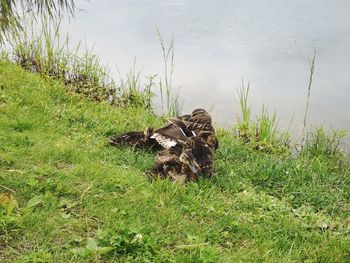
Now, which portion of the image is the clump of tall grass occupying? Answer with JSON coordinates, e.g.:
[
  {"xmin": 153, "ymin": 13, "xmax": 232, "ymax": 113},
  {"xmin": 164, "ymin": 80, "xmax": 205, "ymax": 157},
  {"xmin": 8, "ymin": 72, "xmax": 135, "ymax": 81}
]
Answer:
[
  {"xmin": 113, "ymin": 59, "xmax": 154, "ymax": 109},
  {"xmin": 157, "ymin": 28, "xmax": 183, "ymax": 116},
  {"xmin": 1, "ymin": 18, "xmax": 155, "ymax": 108},
  {"xmin": 110, "ymin": 30, "xmax": 183, "ymax": 115},
  {"xmin": 234, "ymin": 51, "xmax": 348, "ymax": 159},
  {"xmin": 2, "ymin": 19, "xmax": 115, "ymax": 102},
  {"xmin": 300, "ymin": 50, "xmax": 316, "ymax": 136},
  {"xmin": 0, "ymin": 0, "xmax": 75, "ymax": 42},
  {"xmin": 297, "ymin": 50, "xmax": 346, "ymax": 158},
  {"xmin": 235, "ymin": 82, "xmax": 290, "ymax": 152},
  {"xmin": 303, "ymin": 127, "xmax": 347, "ymax": 158},
  {"xmin": 1, "ymin": 18, "xmax": 182, "ymax": 113}
]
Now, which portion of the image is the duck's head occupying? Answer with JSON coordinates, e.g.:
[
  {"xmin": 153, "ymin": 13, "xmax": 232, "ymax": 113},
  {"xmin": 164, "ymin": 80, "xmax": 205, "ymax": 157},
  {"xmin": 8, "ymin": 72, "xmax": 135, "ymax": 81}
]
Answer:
[
  {"xmin": 179, "ymin": 149, "xmax": 201, "ymax": 173},
  {"xmin": 190, "ymin": 109, "xmax": 212, "ymax": 128},
  {"xmin": 191, "ymin": 108, "xmax": 208, "ymax": 117}
]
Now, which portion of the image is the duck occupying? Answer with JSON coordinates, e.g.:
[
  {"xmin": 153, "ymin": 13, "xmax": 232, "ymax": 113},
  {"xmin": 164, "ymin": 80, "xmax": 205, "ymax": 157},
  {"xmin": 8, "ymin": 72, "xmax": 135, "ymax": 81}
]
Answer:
[
  {"xmin": 150, "ymin": 108, "xmax": 215, "ymax": 149},
  {"xmin": 109, "ymin": 108, "xmax": 215, "ymax": 151},
  {"xmin": 169, "ymin": 108, "xmax": 214, "ymax": 134},
  {"xmin": 190, "ymin": 131, "xmax": 218, "ymax": 177},
  {"xmin": 146, "ymin": 148, "xmax": 201, "ymax": 183},
  {"xmin": 195, "ymin": 130, "xmax": 219, "ymax": 150},
  {"xmin": 147, "ymin": 130, "xmax": 218, "ymax": 181}
]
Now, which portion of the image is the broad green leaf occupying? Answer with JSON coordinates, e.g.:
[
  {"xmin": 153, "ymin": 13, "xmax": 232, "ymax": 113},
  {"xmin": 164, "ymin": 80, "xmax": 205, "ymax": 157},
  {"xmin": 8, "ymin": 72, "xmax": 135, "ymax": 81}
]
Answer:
[
  {"xmin": 26, "ymin": 195, "xmax": 43, "ymax": 209},
  {"xmin": 70, "ymin": 247, "xmax": 88, "ymax": 257},
  {"xmin": 86, "ymin": 238, "xmax": 98, "ymax": 251},
  {"xmin": 97, "ymin": 247, "xmax": 115, "ymax": 255}
]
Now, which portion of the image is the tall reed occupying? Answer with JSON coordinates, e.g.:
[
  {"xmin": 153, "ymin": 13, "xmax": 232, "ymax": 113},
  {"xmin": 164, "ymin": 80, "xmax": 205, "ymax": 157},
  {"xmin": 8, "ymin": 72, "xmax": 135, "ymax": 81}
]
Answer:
[
  {"xmin": 237, "ymin": 81, "xmax": 251, "ymax": 124},
  {"xmin": 1, "ymin": 17, "xmax": 156, "ymax": 109},
  {"xmin": 301, "ymin": 49, "xmax": 316, "ymax": 136},
  {"xmin": 114, "ymin": 59, "xmax": 154, "ymax": 109},
  {"xmin": 2, "ymin": 18, "xmax": 116, "ymax": 102},
  {"xmin": 235, "ymin": 82, "xmax": 289, "ymax": 152},
  {"xmin": 156, "ymin": 28, "xmax": 182, "ymax": 116},
  {"xmin": 0, "ymin": 0, "xmax": 75, "ymax": 42},
  {"xmin": 304, "ymin": 127, "xmax": 347, "ymax": 157}
]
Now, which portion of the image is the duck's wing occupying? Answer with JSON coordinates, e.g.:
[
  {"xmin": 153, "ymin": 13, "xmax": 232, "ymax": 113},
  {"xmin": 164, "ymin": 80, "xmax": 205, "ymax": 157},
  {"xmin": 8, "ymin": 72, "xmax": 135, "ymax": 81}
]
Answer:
[
  {"xmin": 150, "ymin": 132, "xmax": 179, "ymax": 149},
  {"xmin": 168, "ymin": 118, "xmax": 196, "ymax": 137},
  {"xmin": 151, "ymin": 120, "xmax": 193, "ymax": 149},
  {"xmin": 151, "ymin": 113, "xmax": 214, "ymax": 149}
]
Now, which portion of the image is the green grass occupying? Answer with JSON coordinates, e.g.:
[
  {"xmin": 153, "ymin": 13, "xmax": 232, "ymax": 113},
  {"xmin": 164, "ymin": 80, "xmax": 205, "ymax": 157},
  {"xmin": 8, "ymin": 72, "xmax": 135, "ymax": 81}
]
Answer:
[
  {"xmin": 2, "ymin": 20, "xmax": 182, "ymax": 116},
  {"xmin": 1, "ymin": 61, "xmax": 350, "ymax": 262},
  {"xmin": 4, "ymin": 19, "xmax": 118, "ymax": 103},
  {"xmin": 235, "ymin": 83, "xmax": 290, "ymax": 152},
  {"xmin": 157, "ymin": 28, "xmax": 183, "ymax": 117}
]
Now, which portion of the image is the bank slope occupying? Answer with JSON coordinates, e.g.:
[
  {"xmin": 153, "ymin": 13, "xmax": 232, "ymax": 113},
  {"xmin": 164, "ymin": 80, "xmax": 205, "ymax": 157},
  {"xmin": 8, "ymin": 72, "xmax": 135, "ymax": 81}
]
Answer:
[{"xmin": 0, "ymin": 62, "xmax": 349, "ymax": 262}]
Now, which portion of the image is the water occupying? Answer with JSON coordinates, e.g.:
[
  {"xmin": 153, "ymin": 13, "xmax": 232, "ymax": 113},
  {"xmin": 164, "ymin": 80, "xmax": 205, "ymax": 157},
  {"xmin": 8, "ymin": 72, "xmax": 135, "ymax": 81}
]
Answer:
[{"xmin": 63, "ymin": 0, "xmax": 350, "ymax": 142}]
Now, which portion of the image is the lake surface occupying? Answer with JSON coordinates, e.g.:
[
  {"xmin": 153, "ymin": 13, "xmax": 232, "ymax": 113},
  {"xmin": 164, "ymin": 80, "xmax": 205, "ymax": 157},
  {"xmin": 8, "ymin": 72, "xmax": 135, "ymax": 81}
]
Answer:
[{"xmin": 63, "ymin": 0, "xmax": 350, "ymax": 142}]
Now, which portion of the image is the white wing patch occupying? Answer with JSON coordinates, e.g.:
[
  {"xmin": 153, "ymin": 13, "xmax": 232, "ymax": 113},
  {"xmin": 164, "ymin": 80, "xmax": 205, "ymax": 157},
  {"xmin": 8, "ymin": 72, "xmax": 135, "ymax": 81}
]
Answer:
[{"xmin": 151, "ymin": 133, "xmax": 177, "ymax": 149}]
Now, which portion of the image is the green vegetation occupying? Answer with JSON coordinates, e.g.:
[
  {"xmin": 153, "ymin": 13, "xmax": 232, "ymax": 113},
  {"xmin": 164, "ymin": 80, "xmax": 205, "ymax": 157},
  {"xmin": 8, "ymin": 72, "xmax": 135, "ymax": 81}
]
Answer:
[
  {"xmin": 157, "ymin": 28, "xmax": 183, "ymax": 116},
  {"xmin": 1, "ymin": 4, "xmax": 349, "ymax": 262},
  {"xmin": 2, "ymin": 20, "xmax": 159, "ymax": 113},
  {"xmin": 5, "ymin": 20, "xmax": 117, "ymax": 103},
  {"xmin": 235, "ymin": 83, "xmax": 290, "ymax": 152},
  {"xmin": 2, "ymin": 18, "xmax": 182, "ymax": 116},
  {"xmin": 301, "ymin": 49, "xmax": 317, "ymax": 136},
  {"xmin": 1, "ymin": 61, "xmax": 350, "ymax": 262},
  {"xmin": 305, "ymin": 127, "xmax": 348, "ymax": 158},
  {"xmin": 0, "ymin": 0, "xmax": 75, "ymax": 41}
]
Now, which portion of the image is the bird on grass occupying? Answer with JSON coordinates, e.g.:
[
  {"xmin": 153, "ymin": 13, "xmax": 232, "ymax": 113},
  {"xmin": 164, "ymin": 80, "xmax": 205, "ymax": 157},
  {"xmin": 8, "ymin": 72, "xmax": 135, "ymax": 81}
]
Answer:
[
  {"xmin": 108, "ymin": 108, "xmax": 215, "ymax": 151},
  {"xmin": 146, "ymin": 130, "xmax": 218, "ymax": 182},
  {"xmin": 109, "ymin": 108, "xmax": 218, "ymax": 182},
  {"xmin": 191, "ymin": 131, "xmax": 218, "ymax": 177},
  {"xmin": 146, "ymin": 148, "xmax": 200, "ymax": 183}
]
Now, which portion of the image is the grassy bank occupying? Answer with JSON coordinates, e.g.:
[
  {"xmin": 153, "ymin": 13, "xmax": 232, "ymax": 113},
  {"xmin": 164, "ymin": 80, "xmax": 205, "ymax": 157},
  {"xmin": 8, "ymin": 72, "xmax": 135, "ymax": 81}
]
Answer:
[{"xmin": 1, "ymin": 61, "xmax": 350, "ymax": 262}]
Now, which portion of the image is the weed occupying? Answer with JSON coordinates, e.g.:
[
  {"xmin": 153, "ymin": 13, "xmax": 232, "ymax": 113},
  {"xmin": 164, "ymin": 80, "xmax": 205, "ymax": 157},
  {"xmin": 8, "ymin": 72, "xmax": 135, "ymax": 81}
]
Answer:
[
  {"xmin": 71, "ymin": 238, "xmax": 114, "ymax": 258},
  {"xmin": 157, "ymin": 28, "xmax": 183, "ymax": 116},
  {"xmin": 96, "ymin": 226, "xmax": 156, "ymax": 260},
  {"xmin": 301, "ymin": 49, "xmax": 317, "ymax": 136},
  {"xmin": 0, "ymin": 0, "xmax": 75, "ymax": 42},
  {"xmin": 1, "ymin": 18, "xmax": 182, "ymax": 114},
  {"xmin": 304, "ymin": 127, "xmax": 347, "ymax": 157},
  {"xmin": 235, "ymin": 82, "xmax": 289, "ymax": 152},
  {"xmin": 114, "ymin": 59, "xmax": 154, "ymax": 110},
  {"xmin": 3, "ymin": 19, "xmax": 116, "ymax": 102},
  {"xmin": 1, "ymin": 17, "xmax": 157, "ymax": 109}
]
